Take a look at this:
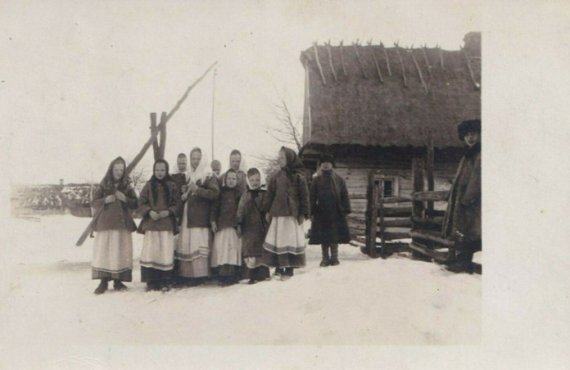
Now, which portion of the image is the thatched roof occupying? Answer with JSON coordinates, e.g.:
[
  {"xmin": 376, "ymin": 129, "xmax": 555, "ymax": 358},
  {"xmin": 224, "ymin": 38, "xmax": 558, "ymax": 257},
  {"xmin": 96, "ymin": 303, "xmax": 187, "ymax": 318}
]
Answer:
[{"xmin": 300, "ymin": 32, "xmax": 481, "ymax": 149}]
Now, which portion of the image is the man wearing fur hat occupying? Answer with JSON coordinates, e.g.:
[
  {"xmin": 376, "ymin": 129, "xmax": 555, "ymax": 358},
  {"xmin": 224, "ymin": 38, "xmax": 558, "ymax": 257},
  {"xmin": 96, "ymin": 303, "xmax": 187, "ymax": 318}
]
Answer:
[{"xmin": 443, "ymin": 119, "xmax": 482, "ymax": 273}]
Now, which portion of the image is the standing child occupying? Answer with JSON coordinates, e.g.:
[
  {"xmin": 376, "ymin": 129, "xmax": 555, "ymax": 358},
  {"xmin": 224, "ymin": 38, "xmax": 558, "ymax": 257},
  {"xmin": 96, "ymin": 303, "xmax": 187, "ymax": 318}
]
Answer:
[
  {"xmin": 236, "ymin": 168, "xmax": 270, "ymax": 284},
  {"xmin": 261, "ymin": 147, "xmax": 310, "ymax": 279},
  {"xmin": 210, "ymin": 169, "xmax": 242, "ymax": 286},
  {"xmin": 308, "ymin": 153, "xmax": 351, "ymax": 266},
  {"xmin": 137, "ymin": 160, "xmax": 180, "ymax": 291},
  {"xmin": 176, "ymin": 147, "xmax": 220, "ymax": 286},
  {"xmin": 91, "ymin": 157, "xmax": 138, "ymax": 295}
]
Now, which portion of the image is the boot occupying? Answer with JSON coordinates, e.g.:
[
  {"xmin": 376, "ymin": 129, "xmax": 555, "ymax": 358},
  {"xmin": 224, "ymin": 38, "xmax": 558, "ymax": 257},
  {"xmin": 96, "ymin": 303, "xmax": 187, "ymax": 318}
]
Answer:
[
  {"xmin": 446, "ymin": 247, "xmax": 474, "ymax": 274},
  {"xmin": 113, "ymin": 279, "xmax": 127, "ymax": 291},
  {"xmin": 283, "ymin": 267, "xmax": 294, "ymax": 277},
  {"xmin": 320, "ymin": 245, "xmax": 331, "ymax": 267},
  {"xmin": 94, "ymin": 279, "xmax": 109, "ymax": 295},
  {"xmin": 274, "ymin": 267, "xmax": 284, "ymax": 276},
  {"xmin": 330, "ymin": 244, "xmax": 340, "ymax": 266}
]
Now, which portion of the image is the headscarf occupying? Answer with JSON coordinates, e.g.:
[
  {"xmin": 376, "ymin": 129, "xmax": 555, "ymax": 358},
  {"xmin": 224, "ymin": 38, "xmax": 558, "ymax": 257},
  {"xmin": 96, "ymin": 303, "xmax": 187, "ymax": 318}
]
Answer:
[
  {"xmin": 221, "ymin": 168, "xmax": 238, "ymax": 189},
  {"xmin": 150, "ymin": 159, "xmax": 173, "ymax": 205},
  {"xmin": 187, "ymin": 147, "xmax": 211, "ymax": 185},
  {"xmin": 100, "ymin": 157, "xmax": 132, "ymax": 193},
  {"xmin": 280, "ymin": 146, "xmax": 304, "ymax": 179}
]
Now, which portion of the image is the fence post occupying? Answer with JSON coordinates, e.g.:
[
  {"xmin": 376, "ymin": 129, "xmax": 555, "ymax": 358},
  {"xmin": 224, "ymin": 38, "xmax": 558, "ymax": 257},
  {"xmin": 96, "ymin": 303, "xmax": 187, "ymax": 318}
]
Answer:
[
  {"xmin": 366, "ymin": 171, "xmax": 379, "ymax": 258},
  {"xmin": 426, "ymin": 134, "xmax": 435, "ymax": 217},
  {"xmin": 412, "ymin": 158, "xmax": 425, "ymax": 223}
]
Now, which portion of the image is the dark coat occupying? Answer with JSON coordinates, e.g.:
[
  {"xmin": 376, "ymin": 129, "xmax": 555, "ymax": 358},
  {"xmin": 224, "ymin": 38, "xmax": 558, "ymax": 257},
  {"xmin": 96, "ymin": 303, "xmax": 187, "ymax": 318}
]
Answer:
[
  {"xmin": 308, "ymin": 170, "xmax": 351, "ymax": 245},
  {"xmin": 137, "ymin": 180, "xmax": 179, "ymax": 235},
  {"xmin": 237, "ymin": 188, "xmax": 268, "ymax": 257},
  {"xmin": 171, "ymin": 173, "xmax": 187, "ymax": 194},
  {"xmin": 211, "ymin": 186, "xmax": 241, "ymax": 229},
  {"xmin": 92, "ymin": 182, "xmax": 138, "ymax": 232},
  {"xmin": 220, "ymin": 170, "xmax": 247, "ymax": 195},
  {"xmin": 178, "ymin": 175, "xmax": 220, "ymax": 228},
  {"xmin": 443, "ymin": 144, "xmax": 481, "ymax": 242},
  {"xmin": 263, "ymin": 170, "xmax": 310, "ymax": 218}
]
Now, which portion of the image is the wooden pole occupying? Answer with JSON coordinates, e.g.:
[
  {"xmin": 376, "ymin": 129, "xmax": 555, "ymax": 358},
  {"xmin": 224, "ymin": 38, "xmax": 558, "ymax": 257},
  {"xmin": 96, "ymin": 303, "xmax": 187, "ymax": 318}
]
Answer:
[
  {"xmin": 377, "ymin": 179, "xmax": 387, "ymax": 258},
  {"xmin": 76, "ymin": 61, "xmax": 218, "ymax": 246},
  {"xmin": 411, "ymin": 158, "xmax": 425, "ymax": 223},
  {"xmin": 353, "ymin": 42, "xmax": 368, "ymax": 79},
  {"xmin": 395, "ymin": 44, "xmax": 408, "ymax": 88},
  {"xmin": 326, "ymin": 42, "xmax": 338, "ymax": 82},
  {"xmin": 211, "ymin": 68, "xmax": 216, "ymax": 159},
  {"xmin": 150, "ymin": 112, "xmax": 160, "ymax": 161},
  {"xmin": 422, "ymin": 46, "xmax": 433, "ymax": 78},
  {"xmin": 462, "ymin": 48, "xmax": 480, "ymax": 90},
  {"xmin": 339, "ymin": 41, "xmax": 347, "ymax": 76},
  {"xmin": 410, "ymin": 48, "xmax": 429, "ymax": 93},
  {"xmin": 381, "ymin": 43, "xmax": 392, "ymax": 77},
  {"xmin": 426, "ymin": 133, "xmax": 435, "ymax": 217},
  {"xmin": 366, "ymin": 171, "xmax": 379, "ymax": 258},
  {"xmin": 369, "ymin": 44, "xmax": 384, "ymax": 83},
  {"xmin": 313, "ymin": 43, "xmax": 327, "ymax": 85},
  {"xmin": 159, "ymin": 111, "xmax": 167, "ymax": 159}
]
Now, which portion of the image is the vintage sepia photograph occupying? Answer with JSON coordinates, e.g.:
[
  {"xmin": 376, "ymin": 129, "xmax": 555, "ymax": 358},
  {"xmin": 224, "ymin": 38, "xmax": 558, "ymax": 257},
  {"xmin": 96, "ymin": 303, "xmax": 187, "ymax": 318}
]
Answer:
[{"xmin": 1, "ymin": 0, "xmax": 568, "ymax": 369}]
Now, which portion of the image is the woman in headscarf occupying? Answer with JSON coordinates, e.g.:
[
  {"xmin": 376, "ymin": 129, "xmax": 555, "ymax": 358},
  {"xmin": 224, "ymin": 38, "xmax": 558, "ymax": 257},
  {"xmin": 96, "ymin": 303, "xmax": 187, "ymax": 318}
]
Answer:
[
  {"xmin": 175, "ymin": 147, "xmax": 220, "ymax": 286},
  {"xmin": 137, "ymin": 159, "xmax": 180, "ymax": 291},
  {"xmin": 90, "ymin": 157, "xmax": 138, "ymax": 294},
  {"xmin": 261, "ymin": 146, "xmax": 310, "ymax": 279}
]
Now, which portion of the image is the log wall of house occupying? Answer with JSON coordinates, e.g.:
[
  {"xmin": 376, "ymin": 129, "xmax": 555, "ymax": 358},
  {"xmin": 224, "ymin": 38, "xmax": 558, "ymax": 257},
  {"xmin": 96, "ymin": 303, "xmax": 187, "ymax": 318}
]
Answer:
[{"xmin": 333, "ymin": 157, "xmax": 458, "ymax": 239}]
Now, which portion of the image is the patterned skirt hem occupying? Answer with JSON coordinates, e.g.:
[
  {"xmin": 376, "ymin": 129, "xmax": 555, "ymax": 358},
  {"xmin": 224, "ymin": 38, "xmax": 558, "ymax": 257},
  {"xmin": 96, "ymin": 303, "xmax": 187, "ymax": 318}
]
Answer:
[{"xmin": 92, "ymin": 268, "xmax": 132, "ymax": 282}]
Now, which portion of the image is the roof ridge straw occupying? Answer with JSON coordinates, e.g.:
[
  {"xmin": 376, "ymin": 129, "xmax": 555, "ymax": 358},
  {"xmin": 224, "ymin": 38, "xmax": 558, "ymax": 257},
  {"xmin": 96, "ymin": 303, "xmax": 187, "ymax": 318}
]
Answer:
[
  {"xmin": 339, "ymin": 41, "xmax": 347, "ymax": 76},
  {"xmin": 313, "ymin": 42, "xmax": 327, "ymax": 85},
  {"xmin": 410, "ymin": 48, "xmax": 429, "ymax": 93},
  {"xmin": 462, "ymin": 47, "xmax": 480, "ymax": 90},
  {"xmin": 353, "ymin": 41, "xmax": 368, "ymax": 79},
  {"xmin": 326, "ymin": 42, "xmax": 338, "ymax": 82},
  {"xmin": 422, "ymin": 45, "xmax": 433, "ymax": 78},
  {"xmin": 368, "ymin": 42, "xmax": 384, "ymax": 83},
  {"xmin": 381, "ymin": 43, "xmax": 392, "ymax": 77},
  {"xmin": 394, "ymin": 43, "xmax": 408, "ymax": 88}
]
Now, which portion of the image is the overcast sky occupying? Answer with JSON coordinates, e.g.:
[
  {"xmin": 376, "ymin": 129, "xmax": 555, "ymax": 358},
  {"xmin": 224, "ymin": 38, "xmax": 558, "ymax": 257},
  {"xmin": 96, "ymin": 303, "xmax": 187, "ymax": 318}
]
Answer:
[{"xmin": 1, "ymin": 0, "xmax": 480, "ymax": 185}]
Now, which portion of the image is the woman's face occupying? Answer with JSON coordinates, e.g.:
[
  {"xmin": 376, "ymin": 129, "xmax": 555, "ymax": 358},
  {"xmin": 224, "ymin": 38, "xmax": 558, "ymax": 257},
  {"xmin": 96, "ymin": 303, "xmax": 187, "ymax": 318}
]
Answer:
[
  {"xmin": 464, "ymin": 132, "xmax": 480, "ymax": 147},
  {"xmin": 248, "ymin": 173, "xmax": 261, "ymax": 189},
  {"xmin": 226, "ymin": 172, "xmax": 238, "ymax": 188},
  {"xmin": 154, "ymin": 163, "xmax": 167, "ymax": 180},
  {"xmin": 190, "ymin": 151, "xmax": 202, "ymax": 169},
  {"xmin": 278, "ymin": 150, "xmax": 287, "ymax": 168},
  {"xmin": 112, "ymin": 163, "xmax": 125, "ymax": 181}
]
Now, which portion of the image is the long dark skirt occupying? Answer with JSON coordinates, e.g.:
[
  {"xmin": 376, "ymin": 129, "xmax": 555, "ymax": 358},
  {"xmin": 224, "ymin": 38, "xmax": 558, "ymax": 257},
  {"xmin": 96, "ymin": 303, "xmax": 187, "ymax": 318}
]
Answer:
[
  {"xmin": 260, "ymin": 248, "xmax": 306, "ymax": 268},
  {"xmin": 141, "ymin": 267, "xmax": 173, "ymax": 283},
  {"xmin": 212, "ymin": 264, "xmax": 240, "ymax": 278}
]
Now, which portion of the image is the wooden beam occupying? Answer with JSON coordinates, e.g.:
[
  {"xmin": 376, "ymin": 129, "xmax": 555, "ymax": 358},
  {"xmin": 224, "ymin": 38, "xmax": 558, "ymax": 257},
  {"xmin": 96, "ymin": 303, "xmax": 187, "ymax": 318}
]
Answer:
[
  {"xmin": 313, "ymin": 43, "xmax": 327, "ymax": 85},
  {"xmin": 377, "ymin": 179, "xmax": 387, "ymax": 257},
  {"xmin": 411, "ymin": 158, "xmax": 424, "ymax": 220},
  {"xmin": 410, "ymin": 48, "xmax": 428, "ymax": 93},
  {"xmin": 410, "ymin": 230, "xmax": 455, "ymax": 248},
  {"xmin": 159, "ymin": 111, "xmax": 167, "ymax": 159},
  {"xmin": 326, "ymin": 42, "xmax": 338, "ymax": 82},
  {"xmin": 382, "ymin": 206, "xmax": 413, "ymax": 217},
  {"xmin": 409, "ymin": 241, "xmax": 448, "ymax": 262},
  {"xmin": 426, "ymin": 133, "xmax": 435, "ymax": 214},
  {"xmin": 369, "ymin": 44, "xmax": 384, "ymax": 83},
  {"xmin": 413, "ymin": 191, "xmax": 449, "ymax": 202},
  {"xmin": 150, "ymin": 112, "xmax": 160, "ymax": 161},
  {"xmin": 366, "ymin": 171, "xmax": 379, "ymax": 257},
  {"xmin": 422, "ymin": 46, "xmax": 433, "ymax": 78},
  {"xmin": 76, "ymin": 61, "xmax": 218, "ymax": 247},
  {"xmin": 381, "ymin": 43, "xmax": 392, "ymax": 76},
  {"xmin": 462, "ymin": 48, "xmax": 480, "ymax": 90},
  {"xmin": 339, "ymin": 41, "xmax": 347, "ymax": 76},
  {"xmin": 378, "ymin": 196, "xmax": 412, "ymax": 204},
  {"xmin": 395, "ymin": 44, "xmax": 408, "ymax": 87},
  {"xmin": 353, "ymin": 42, "xmax": 368, "ymax": 79}
]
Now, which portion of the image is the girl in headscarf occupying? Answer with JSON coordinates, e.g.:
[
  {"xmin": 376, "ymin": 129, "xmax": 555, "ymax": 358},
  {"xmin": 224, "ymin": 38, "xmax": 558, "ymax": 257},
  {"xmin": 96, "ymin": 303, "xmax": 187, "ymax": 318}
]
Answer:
[
  {"xmin": 210, "ymin": 169, "xmax": 243, "ymax": 286},
  {"xmin": 91, "ymin": 157, "xmax": 138, "ymax": 294},
  {"xmin": 175, "ymin": 147, "xmax": 220, "ymax": 286},
  {"xmin": 261, "ymin": 146, "xmax": 310, "ymax": 279},
  {"xmin": 137, "ymin": 159, "xmax": 180, "ymax": 292}
]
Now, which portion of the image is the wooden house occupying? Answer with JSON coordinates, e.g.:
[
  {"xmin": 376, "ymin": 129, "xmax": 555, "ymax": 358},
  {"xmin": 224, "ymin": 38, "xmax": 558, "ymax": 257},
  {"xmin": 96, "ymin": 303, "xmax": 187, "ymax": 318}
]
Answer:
[{"xmin": 299, "ymin": 33, "xmax": 481, "ymax": 241}]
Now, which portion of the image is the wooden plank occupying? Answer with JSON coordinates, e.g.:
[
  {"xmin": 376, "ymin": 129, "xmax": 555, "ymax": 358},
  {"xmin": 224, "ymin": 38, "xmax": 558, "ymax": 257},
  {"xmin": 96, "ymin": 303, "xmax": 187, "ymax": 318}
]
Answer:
[
  {"xmin": 426, "ymin": 134, "xmax": 435, "ymax": 214},
  {"xmin": 411, "ymin": 158, "xmax": 425, "ymax": 221},
  {"xmin": 381, "ymin": 231, "xmax": 411, "ymax": 240},
  {"xmin": 150, "ymin": 112, "xmax": 160, "ymax": 161},
  {"xmin": 378, "ymin": 196, "xmax": 412, "ymax": 204},
  {"xmin": 409, "ymin": 241, "xmax": 448, "ymax": 262},
  {"xmin": 159, "ymin": 111, "xmax": 167, "ymax": 159},
  {"xmin": 383, "ymin": 206, "xmax": 412, "ymax": 217},
  {"xmin": 382, "ymin": 217, "xmax": 412, "ymax": 227},
  {"xmin": 412, "ymin": 216, "xmax": 444, "ymax": 228},
  {"xmin": 410, "ymin": 230, "xmax": 455, "ymax": 247},
  {"xmin": 413, "ymin": 190, "xmax": 449, "ymax": 202},
  {"xmin": 366, "ymin": 171, "xmax": 379, "ymax": 257}
]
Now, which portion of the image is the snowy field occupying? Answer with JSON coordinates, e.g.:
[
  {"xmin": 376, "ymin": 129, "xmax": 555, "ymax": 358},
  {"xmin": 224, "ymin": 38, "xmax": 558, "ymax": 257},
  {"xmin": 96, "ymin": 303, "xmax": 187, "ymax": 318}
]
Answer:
[{"xmin": 0, "ymin": 215, "xmax": 480, "ymax": 346}]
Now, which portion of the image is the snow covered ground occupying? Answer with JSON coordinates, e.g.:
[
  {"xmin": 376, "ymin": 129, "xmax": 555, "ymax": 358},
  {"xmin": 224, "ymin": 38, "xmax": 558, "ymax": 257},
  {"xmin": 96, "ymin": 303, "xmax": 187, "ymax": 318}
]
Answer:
[{"xmin": 0, "ymin": 215, "xmax": 480, "ymax": 346}]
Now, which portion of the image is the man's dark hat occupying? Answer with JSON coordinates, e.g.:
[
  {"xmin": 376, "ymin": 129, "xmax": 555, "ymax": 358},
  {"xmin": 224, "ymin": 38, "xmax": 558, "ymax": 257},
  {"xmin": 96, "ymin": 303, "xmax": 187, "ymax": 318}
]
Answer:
[
  {"xmin": 320, "ymin": 153, "xmax": 335, "ymax": 166},
  {"xmin": 457, "ymin": 119, "xmax": 481, "ymax": 140}
]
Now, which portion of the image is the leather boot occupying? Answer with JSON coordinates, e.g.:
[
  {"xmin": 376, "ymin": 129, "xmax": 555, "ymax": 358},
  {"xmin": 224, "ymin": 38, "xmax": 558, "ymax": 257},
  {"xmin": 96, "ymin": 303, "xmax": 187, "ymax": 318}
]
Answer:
[
  {"xmin": 330, "ymin": 244, "xmax": 340, "ymax": 266},
  {"xmin": 320, "ymin": 245, "xmax": 331, "ymax": 267},
  {"xmin": 113, "ymin": 279, "xmax": 127, "ymax": 291},
  {"xmin": 94, "ymin": 279, "xmax": 109, "ymax": 295}
]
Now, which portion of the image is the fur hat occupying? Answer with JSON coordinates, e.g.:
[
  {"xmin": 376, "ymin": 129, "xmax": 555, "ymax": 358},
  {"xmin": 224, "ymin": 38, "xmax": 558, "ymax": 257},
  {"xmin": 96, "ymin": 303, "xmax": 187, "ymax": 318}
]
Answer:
[
  {"xmin": 320, "ymin": 153, "xmax": 335, "ymax": 166},
  {"xmin": 457, "ymin": 119, "xmax": 481, "ymax": 141}
]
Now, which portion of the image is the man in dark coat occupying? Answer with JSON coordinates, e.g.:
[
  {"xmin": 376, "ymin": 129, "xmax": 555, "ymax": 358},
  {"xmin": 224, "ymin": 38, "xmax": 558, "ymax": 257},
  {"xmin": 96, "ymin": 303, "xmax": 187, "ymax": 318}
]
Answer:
[
  {"xmin": 443, "ymin": 119, "xmax": 482, "ymax": 273},
  {"xmin": 309, "ymin": 153, "xmax": 351, "ymax": 267},
  {"xmin": 171, "ymin": 153, "xmax": 188, "ymax": 197}
]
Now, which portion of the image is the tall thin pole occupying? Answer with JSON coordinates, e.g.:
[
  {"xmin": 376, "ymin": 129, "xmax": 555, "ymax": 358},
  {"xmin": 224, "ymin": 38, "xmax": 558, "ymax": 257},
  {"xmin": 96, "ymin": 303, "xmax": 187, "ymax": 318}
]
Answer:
[{"xmin": 211, "ymin": 68, "xmax": 217, "ymax": 160}]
